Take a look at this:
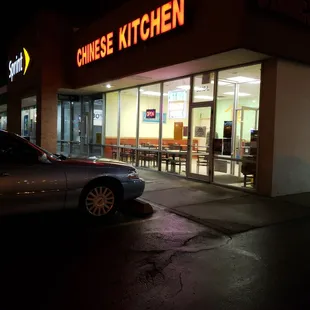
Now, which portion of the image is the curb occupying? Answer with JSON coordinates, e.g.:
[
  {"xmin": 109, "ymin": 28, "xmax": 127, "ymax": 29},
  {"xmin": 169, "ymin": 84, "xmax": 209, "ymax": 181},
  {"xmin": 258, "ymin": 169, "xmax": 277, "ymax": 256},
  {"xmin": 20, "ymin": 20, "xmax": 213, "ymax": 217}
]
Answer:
[
  {"xmin": 138, "ymin": 197, "xmax": 232, "ymax": 237},
  {"xmin": 122, "ymin": 199, "xmax": 154, "ymax": 217}
]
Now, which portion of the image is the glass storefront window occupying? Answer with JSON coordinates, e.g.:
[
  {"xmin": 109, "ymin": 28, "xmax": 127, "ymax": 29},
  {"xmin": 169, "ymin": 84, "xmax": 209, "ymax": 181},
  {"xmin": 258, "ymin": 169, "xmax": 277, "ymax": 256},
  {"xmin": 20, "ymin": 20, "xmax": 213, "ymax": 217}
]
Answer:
[
  {"xmin": 57, "ymin": 102, "xmax": 62, "ymax": 141},
  {"xmin": 92, "ymin": 99, "xmax": 103, "ymax": 144},
  {"xmin": 162, "ymin": 77, "xmax": 190, "ymax": 175},
  {"xmin": 57, "ymin": 95, "xmax": 106, "ymax": 158},
  {"xmin": 139, "ymin": 83, "xmax": 160, "ymax": 147},
  {"xmin": 54, "ymin": 63, "xmax": 262, "ymax": 192},
  {"xmin": 120, "ymin": 88, "xmax": 138, "ymax": 146},
  {"xmin": 0, "ymin": 113, "xmax": 7, "ymax": 130},
  {"xmin": 62, "ymin": 101, "xmax": 71, "ymax": 155},
  {"xmin": 213, "ymin": 64, "xmax": 261, "ymax": 189},
  {"xmin": 57, "ymin": 102, "xmax": 61, "ymax": 153},
  {"xmin": 72, "ymin": 101, "xmax": 81, "ymax": 142},
  {"xmin": 192, "ymin": 72, "xmax": 215, "ymax": 102},
  {"xmin": 119, "ymin": 88, "xmax": 138, "ymax": 163},
  {"xmin": 90, "ymin": 98, "xmax": 104, "ymax": 157},
  {"xmin": 80, "ymin": 98, "xmax": 91, "ymax": 156},
  {"xmin": 21, "ymin": 96, "xmax": 37, "ymax": 144},
  {"xmin": 137, "ymin": 84, "xmax": 161, "ymax": 170},
  {"xmin": 71, "ymin": 101, "xmax": 82, "ymax": 156},
  {"xmin": 57, "ymin": 97, "xmax": 83, "ymax": 156},
  {"xmin": 0, "ymin": 105, "xmax": 7, "ymax": 130},
  {"xmin": 105, "ymin": 91, "xmax": 119, "ymax": 159}
]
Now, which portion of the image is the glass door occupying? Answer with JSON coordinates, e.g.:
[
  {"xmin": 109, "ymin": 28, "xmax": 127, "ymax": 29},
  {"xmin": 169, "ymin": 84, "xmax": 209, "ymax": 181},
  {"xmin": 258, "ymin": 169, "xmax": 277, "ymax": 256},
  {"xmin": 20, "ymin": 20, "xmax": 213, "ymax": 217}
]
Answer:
[
  {"xmin": 188, "ymin": 103, "xmax": 213, "ymax": 181},
  {"xmin": 80, "ymin": 98, "xmax": 91, "ymax": 157},
  {"xmin": 91, "ymin": 98, "xmax": 104, "ymax": 157},
  {"xmin": 62, "ymin": 101, "xmax": 71, "ymax": 156},
  {"xmin": 71, "ymin": 101, "xmax": 82, "ymax": 156}
]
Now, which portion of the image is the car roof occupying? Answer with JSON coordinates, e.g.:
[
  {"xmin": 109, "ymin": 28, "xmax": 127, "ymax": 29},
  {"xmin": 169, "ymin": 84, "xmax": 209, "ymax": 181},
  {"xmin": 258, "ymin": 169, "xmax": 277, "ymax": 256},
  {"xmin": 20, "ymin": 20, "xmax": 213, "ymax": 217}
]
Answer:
[
  {"xmin": 0, "ymin": 129, "xmax": 8, "ymax": 136},
  {"xmin": 0, "ymin": 130, "xmax": 14, "ymax": 137},
  {"xmin": 0, "ymin": 130, "xmax": 26, "ymax": 141}
]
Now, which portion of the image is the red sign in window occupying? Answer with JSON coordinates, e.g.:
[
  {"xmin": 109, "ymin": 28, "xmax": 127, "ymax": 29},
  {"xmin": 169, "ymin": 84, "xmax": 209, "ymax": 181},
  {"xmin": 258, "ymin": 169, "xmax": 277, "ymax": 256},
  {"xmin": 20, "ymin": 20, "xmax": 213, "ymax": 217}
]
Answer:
[{"xmin": 146, "ymin": 109, "xmax": 156, "ymax": 118}]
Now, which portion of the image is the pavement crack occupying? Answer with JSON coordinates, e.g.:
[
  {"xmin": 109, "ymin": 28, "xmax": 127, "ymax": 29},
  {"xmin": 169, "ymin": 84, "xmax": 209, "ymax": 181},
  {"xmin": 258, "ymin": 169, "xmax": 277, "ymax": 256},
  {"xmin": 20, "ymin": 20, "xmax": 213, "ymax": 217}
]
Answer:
[
  {"xmin": 175, "ymin": 273, "xmax": 183, "ymax": 296},
  {"xmin": 181, "ymin": 234, "xmax": 200, "ymax": 247},
  {"xmin": 134, "ymin": 233, "xmax": 231, "ymax": 290},
  {"xmin": 146, "ymin": 261, "xmax": 165, "ymax": 281},
  {"xmin": 136, "ymin": 249, "xmax": 166, "ymax": 255}
]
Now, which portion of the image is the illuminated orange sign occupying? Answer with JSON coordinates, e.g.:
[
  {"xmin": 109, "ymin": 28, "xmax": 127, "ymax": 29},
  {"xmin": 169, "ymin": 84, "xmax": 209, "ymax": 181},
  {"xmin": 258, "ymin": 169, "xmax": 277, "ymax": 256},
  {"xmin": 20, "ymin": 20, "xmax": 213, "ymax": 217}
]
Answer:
[{"xmin": 77, "ymin": 0, "xmax": 185, "ymax": 67}]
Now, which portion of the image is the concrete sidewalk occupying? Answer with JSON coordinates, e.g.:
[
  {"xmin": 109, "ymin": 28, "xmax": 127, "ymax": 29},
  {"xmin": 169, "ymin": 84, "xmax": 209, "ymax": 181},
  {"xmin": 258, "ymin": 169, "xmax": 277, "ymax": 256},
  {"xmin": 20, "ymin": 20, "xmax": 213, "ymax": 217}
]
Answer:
[{"xmin": 138, "ymin": 169, "xmax": 310, "ymax": 234}]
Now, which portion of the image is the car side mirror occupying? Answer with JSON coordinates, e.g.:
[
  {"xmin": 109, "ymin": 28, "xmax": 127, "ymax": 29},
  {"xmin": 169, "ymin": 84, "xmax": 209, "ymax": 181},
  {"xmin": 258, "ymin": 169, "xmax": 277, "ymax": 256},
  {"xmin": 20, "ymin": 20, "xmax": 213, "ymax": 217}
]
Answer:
[{"xmin": 38, "ymin": 153, "xmax": 51, "ymax": 164}]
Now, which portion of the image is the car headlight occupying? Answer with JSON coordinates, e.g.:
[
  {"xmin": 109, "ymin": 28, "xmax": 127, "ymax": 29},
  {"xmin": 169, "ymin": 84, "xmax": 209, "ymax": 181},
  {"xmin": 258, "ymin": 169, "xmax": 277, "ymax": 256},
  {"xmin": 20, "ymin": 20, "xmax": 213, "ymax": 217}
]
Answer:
[{"xmin": 128, "ymin": 168, "xmax": 139, "ymax": 179}]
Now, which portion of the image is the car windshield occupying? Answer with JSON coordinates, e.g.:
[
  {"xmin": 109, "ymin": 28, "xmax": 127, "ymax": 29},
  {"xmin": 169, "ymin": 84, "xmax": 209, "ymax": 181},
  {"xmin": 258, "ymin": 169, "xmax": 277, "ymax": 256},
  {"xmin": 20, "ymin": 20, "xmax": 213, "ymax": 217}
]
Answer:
[{"xmin": 16, "ymin": 134, "xmax": 66, "ymax": 160}]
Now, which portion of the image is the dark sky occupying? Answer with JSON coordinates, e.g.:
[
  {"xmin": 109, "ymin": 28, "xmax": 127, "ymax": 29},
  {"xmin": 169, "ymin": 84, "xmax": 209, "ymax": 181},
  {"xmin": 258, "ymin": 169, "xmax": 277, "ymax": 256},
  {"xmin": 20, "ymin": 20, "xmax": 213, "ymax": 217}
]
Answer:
[{"xmin": 0, "ymin": 0, "xmax": 130, "ymax": 86}]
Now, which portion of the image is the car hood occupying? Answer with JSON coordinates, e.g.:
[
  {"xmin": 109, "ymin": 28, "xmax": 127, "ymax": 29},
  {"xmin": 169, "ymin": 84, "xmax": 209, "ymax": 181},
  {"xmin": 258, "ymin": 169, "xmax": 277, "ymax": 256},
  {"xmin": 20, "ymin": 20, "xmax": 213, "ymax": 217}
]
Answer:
[{"xmin": 58, "ymin": 156, "xmax": 132, "ymax": 168}]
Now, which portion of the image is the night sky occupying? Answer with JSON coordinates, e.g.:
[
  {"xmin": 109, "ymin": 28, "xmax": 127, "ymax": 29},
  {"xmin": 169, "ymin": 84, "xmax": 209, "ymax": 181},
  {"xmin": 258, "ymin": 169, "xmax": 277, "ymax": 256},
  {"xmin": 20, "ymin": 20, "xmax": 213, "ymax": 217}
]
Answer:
[{"xmin": 0, "ymin": 0, "xmax": 129, "ymax": 86}]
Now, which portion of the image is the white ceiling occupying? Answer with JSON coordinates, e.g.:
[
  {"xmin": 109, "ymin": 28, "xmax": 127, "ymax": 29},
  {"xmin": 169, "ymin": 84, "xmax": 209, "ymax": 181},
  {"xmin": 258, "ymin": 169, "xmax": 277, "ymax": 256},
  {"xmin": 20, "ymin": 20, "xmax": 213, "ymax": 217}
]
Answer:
[{"xmin": 105, "ymin": 63, "xmax": 261, "ymax": 101}]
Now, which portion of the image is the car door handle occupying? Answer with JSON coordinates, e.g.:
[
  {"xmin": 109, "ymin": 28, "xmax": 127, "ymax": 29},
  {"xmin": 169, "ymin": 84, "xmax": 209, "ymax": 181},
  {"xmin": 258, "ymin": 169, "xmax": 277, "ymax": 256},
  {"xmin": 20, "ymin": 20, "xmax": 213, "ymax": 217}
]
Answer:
[{"xmin": 0, "ymin": 172, "xmax": 10, "ymax": 177}]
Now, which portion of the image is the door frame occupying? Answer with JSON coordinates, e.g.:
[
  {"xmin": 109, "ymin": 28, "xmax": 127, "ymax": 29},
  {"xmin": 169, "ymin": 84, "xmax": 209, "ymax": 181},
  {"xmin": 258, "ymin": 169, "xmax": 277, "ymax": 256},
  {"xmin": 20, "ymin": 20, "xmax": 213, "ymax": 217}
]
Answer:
[{"xmin": 186, "ymin": 101, "xmax": 215, "ymax": 182}]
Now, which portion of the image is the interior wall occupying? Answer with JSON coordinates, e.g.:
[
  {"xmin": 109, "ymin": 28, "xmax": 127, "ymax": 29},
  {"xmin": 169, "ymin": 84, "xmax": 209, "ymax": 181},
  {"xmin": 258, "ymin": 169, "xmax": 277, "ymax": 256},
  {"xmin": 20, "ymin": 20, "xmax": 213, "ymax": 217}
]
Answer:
[
  {"xmin": 216, "ymin": 98, "xmax": 258, "ymax": 140},
  {"xmin": 272, "ymin": 60, "xmax": 310, "ymax": 196},
  {"xmin": 106, "ymin": 93, "xmax": 258, "ymax": 140},
  {"xmin": 107, "ymin": 93, "xmax": 189, "ymax": 139},
  {"xmin": 106, "ymin": 92, "xmax": 118, "ymax": 137}
]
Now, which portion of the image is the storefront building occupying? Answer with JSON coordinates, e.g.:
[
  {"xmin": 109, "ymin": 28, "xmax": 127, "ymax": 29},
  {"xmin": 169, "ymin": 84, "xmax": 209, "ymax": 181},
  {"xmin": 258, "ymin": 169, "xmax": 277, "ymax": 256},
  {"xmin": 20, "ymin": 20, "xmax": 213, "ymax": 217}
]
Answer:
[{"xmin": 6, "ymin": 0, "xmax": 310, "ymax": 197}]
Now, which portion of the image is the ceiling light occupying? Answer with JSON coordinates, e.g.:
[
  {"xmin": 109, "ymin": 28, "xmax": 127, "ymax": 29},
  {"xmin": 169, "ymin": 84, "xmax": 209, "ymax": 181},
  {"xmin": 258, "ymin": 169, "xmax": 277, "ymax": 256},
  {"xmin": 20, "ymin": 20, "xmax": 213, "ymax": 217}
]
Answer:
[
  {"xmin": 177, "ymin": 85, "xmax": 206, "ymax": 91},
  {"xmin": 194, "ymin": 95, "xmax": 213, "ymax": 100},
  {"xmin": 223, "ymin": 92, "xmax": 250, "ymax": 97},
  {"xmin": 141, "ymin": 91, "xmax": 168, "ymax": 96},
  {"xmin": 227, "ymin": 76, "xmax": 256, "ymax": 83},
  {"xmin": 177, "ymin": 85, "xmax": 190, "ymax": 90},
  {"xmin": 106, "ymin": 84, "xmax": 112, "ymax": 88},
  {"xmin": 211, "ymin": 80, "xmax": 232, "ymax": 86}
]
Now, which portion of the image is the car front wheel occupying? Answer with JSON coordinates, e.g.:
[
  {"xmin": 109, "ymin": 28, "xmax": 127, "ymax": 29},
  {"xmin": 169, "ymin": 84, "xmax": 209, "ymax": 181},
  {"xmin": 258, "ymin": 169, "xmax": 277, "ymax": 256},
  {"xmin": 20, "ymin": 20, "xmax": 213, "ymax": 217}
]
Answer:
[{"xmin": 83, "ymin": 184, "xmax": 119, "ymax": 217}]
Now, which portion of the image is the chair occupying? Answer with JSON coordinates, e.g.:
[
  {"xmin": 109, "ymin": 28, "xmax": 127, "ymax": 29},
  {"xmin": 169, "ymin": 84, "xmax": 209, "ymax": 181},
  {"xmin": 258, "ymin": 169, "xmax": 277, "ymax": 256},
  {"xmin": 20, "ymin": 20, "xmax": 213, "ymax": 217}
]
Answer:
[
  {"xmin": 241, "ymin": 155, "xmax": 256, "ymax": 187},
  {"xmin": 196, "ymin": 147, "xmax": 209, "ymax": 174}
]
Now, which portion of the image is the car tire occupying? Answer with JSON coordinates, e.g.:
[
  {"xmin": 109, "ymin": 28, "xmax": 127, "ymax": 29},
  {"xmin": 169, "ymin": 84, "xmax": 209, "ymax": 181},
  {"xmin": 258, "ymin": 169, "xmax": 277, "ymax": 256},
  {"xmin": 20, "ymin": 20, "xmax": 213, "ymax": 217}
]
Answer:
[{"xmin": 80, "ymin": 183, "xmax": 120, "ymax": 218}]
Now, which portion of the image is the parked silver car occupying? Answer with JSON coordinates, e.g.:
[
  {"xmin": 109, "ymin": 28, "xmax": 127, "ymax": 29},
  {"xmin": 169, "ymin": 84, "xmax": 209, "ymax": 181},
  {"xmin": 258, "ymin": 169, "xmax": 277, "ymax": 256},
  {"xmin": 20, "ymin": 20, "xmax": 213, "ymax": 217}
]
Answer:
[{"xmin": 0, "ymin": 130, "xmax": 145, "ymax": 217}]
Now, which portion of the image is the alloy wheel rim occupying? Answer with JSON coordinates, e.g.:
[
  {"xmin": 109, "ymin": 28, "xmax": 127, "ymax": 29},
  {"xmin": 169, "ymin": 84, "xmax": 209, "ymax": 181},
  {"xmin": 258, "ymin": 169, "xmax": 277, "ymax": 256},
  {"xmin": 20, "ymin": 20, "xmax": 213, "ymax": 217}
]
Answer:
[{"xmin": 85, "ymin": 186, "xmax": 115, "ymax": 216}]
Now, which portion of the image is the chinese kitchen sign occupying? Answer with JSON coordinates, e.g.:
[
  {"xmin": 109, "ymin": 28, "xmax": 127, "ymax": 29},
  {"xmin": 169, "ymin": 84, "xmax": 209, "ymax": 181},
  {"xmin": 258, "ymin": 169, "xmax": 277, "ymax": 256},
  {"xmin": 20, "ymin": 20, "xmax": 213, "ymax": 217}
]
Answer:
[
  {"xmin": 8, "ymin": 47, "xmax": 31, "ymax": 82},
  {"xmin": 76, "ymin": 0, "xmax": 185, "ymax": 67}
]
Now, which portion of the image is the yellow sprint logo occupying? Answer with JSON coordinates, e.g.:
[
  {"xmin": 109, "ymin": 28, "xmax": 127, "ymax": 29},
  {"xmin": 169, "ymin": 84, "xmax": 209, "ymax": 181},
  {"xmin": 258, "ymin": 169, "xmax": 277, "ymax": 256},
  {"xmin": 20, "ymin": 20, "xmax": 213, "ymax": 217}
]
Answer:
[{"xmin": 8, "ymin": 47, "xmax": 30, "ymax": 82}]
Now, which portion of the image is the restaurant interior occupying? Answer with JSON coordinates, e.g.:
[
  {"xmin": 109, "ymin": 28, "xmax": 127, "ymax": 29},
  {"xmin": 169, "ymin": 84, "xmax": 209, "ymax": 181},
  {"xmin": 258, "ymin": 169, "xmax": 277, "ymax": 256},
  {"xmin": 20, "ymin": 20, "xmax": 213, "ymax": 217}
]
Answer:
[{"xmin": 56, "ymin": 62, "xmax": 261, "ymax": 190}]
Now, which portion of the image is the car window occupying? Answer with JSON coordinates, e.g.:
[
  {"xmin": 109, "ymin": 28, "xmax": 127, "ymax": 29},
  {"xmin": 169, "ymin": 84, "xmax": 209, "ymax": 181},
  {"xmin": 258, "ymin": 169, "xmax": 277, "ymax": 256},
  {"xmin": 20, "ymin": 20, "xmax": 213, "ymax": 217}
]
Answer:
[{"xmin": 0, "ymin": 133, "xmax": 40, "ymax": 165}]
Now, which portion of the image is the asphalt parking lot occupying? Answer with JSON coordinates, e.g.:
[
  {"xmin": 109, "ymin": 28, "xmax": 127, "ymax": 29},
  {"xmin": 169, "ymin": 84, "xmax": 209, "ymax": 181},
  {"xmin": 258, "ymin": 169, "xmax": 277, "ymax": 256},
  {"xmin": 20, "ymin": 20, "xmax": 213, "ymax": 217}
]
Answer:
[{"xmin": 0, "ymin": 206, "xmax": 227, "ymax": 310}]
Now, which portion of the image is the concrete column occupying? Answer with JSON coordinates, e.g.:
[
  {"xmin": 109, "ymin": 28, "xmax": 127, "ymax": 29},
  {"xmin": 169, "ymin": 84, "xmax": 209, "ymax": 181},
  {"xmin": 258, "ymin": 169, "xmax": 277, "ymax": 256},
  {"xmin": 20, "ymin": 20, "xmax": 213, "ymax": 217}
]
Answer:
[
  {"xmin": 7, "ymin": 94, "xmax": 21, "ymax": 134},
  {"xmin": 256, "ymin": 58, "xmax": 278, "ymax": 196},
  {"xmin": 34, "ymin": 12, "xmax": 72, "ymax": 153},
  {"xmin": 36, "ymin": 89, "xmax": 58, "ymax": 153}
]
